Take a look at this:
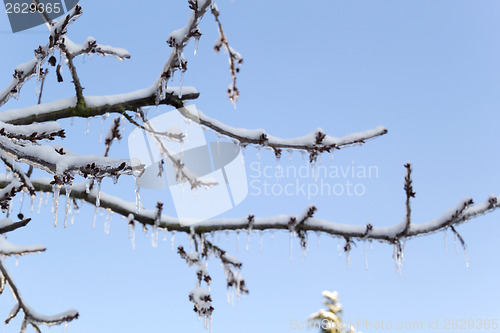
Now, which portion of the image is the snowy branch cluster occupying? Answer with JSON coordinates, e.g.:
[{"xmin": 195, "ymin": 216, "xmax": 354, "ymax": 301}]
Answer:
[{"xmin": 0, "ymin": 1, "xmax": 498, "ymax": 332}]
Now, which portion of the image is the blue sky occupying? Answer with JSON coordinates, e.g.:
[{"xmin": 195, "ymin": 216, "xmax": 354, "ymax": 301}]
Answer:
[{"xmin": 1, "ymin": 1, "xmax": 500, "ymax": 332}]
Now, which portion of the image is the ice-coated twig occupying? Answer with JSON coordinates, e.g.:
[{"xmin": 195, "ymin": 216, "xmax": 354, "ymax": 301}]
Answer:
[
  {"xmin": 211, "ymin": 4, "xmax": 243, "ymax": 104},
  {"xmin": 0, "ymin": 5, "xmax": 83, "ymax": 107},
  {"xmin": 0, "ymin": 152, "xmax": 35, "ymax": 196},
  {"xmin": 104, "ymin": 117, "xmax": 122, "ymax": 157},
  {"xmin": 0, "ymin": 137, "xmax": 137, "ymax": 178},
  {"xmin": 156, "ymin": 0, "xmax": 212, "ymax": 100},
  {"xmin": 60, "ymin": 36, "xmax": 131, "ymax": 60},
  {"xmin": 0, "ymin": 258, "xmax": 78, "ymax": 330},
  {"xmin": 399, "ymin": 162, "xmax": 415, "ymax": 237}
]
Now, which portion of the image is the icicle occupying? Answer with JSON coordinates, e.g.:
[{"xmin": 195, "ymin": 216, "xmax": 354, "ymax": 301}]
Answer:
[
  {"xmin": 345, "ymin": 247, "xmax": 351, "ymax": 268},
  {"xmin": 275, "ymin": 155, "xmax": 281, "ymax": 181},
  {"xmin": 70, "ymin": 200, "xmax": 75, "ymax": 225},
  {"xmin": 92, "ymin": 206, "xmax": 98, "ymax": 229},
  {"xmin": 128, "ymin": 222, "xmax": 136, "ymax": 250},
  {"xmin": 443, "ymin": 228, "xmax": 448, "ymax": 255},
  {"xmin": 239, "ymin": 143, "xmax": 246, "ymax": 157},
  {"xmin": 30, "ymin": 195, "xmax": 35, "ymax": 212},
  {"xmin": 464, "ymin": 248, "xmax": 470, "ymax": 268},
  {"xmin": 194, "ymin": 35, "xmax": 199, "ymax": 56},
  {"xmin": 170, "ymin": 230, "xmax": 176, "ymax": 251},
  {"xmin": 337, "ymin": 238, "xmax": 342, "ymax": 258},
  {"xmin": 330, "ymin": 151, "xmax": 334, "ymax": 160},
  {"xmin": 300, "ymin": 150, "xmax": 305, "ymax": 160},
  {"xmin": 63, "ymin": 185, "xmax": 71, "ymax": 228},
  {"xmin": 52, "ymin": 185, "xmax": 61, "ymax": 227},
  {"xmin": 143, "ymin": 224, "xmax": 148, "ymax": 238},
  {"xmin": 99, "ymin": 114, "xmax": 110, "ymax": 143},
  {"xmin": 225, "ymin": 229, "xmax": 229, "ymax": 243},
  {"xmin": 134, "ymin": 174, "xmax": 141, "ymax": 214},
  {"xmin": 316, "ymin": 231, "xmax": 321, "ymax": 247},
  {"xmin": 37, "ymin": 194, "xmax": 43, "ymax": 214},
  {"xmin": 236, "ymin": 230, "xmax": 240, "ymax": 252},
  {"xmin": 18, "ymin": 191, "xmax": 25, "ymax": 212},
  {"xmin": 270, "ymin": 230, "xmax": 274, "ymax": 240},
  {"xmin": 312, "ymin": 160, "xmax": 318, "ymax": 183},
  {"xmin": 44, "ymin": 192, "xmax": 49, "ymax": 206},
  {"xmin": 163, "ymin": 229, "xmax": 168, "ymax": 242},
  {"xmin": 178, "ymin": 71, "xmax": 185, "ymax": 98},
  {"xmin": 86, "ymin": 177, "xmax": 93, "ymax": 194},
  {"xmin": 152, "ymin": 227, "xmax": 159, "ymax": 248},
  {"xmin": 246, "ymin": 229, "xmax": 251, "ymax": 251},
  {"xmin": 258, "ymin": 231, "xmax": 263, "ymax": 253},
  {"xmin": 393, "ymin": 240, "xmax": 404, "ymax": 275},
  {"xmin": 287, "ymin": 148, "xmax": 293, "ymax": 161},
  {"xmin": 454, "ymin": 231, "xmax": 459, "ymax": 254},
  {"xmin": 289, "ymin": 232, "xmax": 294, "ymax": 262},
  {"xmin": 216, "ymin": 134, "xmax": 222, "ymax": 158},
  {"xmin": 95, "ymin": 178, "xmax": 102, "ymax": 207},
  {"xmin": 363, "ymin": 241, "xmax": 368, "ymax": 269},
  {"xmin": 104, "ymin": 209, "xmax": 113, "ymax": 235},
  {"xmin": 256, "ymin": 147, "xmax": 261, "ymax": 161},
  {"xmin": 85, "ymin": 118, "xmax": 90, "ymax": 135}
]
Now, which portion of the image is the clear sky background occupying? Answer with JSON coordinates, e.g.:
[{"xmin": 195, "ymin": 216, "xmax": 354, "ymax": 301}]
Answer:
[{"xmin": 1, "ymin": 1, "xmax": 500, "ymax": 332}]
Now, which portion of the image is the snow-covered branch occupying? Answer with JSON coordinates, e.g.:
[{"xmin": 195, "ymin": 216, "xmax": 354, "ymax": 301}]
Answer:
[
  {"xmin": 0, "ymin": 86, "xmax": 199, "ymax": 126},
  {"xmin": 177, "ymin": 106, "xmax": 388, "ymax": 161},
  {"xmin": 9, "ymin": 168, "xmax": 498, "ymax": 242},
  {"xmin": 156, "ymin": 0, "xmax": 213, "ymax": 102},
  {"xmin": 0, "ymin": 258, "xmax": 78, "ymax": 331},
  {"xmin": 0, "ymin": 137, "xmax": 135, "ymax": 178},
  {"xmin": 0, "ymin": 5, "xmax": 83, "ymax": 107}
]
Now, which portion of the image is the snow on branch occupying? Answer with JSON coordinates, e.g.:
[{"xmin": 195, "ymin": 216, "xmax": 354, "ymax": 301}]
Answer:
[
  {"xmin": 177, "ymin": 106, "xmax": 388, "ymax": 161},
  {"xmin": 0, "ymin": 237, "xmax": 45, "ymax": 257},
  {"xmin": 0, "ymin": 86, "xmax": 199, "ymax": 125},
  {"xmin": 0, "ymin": 121, "xmax": 65, "ymax": 142},
  {"xmin": 0, "ymin": 137, "xmax": 136, "ymax": 178},
  {"xmin": 11, "ymin": 168, "xmax": 499, "ymax": 243},
  {"xmin": 156, "ymin": 0, "xmax": 212, "ymax": 101},
  {"xmin": 0, "ymin": 5, "xmax": 83, "ymax": 107},
  {"xmin": 0, "ymin": 258, "xmax": 78, "ymax": 332},
  {"xmin": 61, "ymin": 36, "xmax": 131, "ymax": 60}
]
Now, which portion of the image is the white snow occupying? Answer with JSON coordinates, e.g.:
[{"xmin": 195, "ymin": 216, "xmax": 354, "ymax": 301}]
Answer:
[{"xmin": 0, "ymin": 236, "xmax": 46, "ymax": 256}]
